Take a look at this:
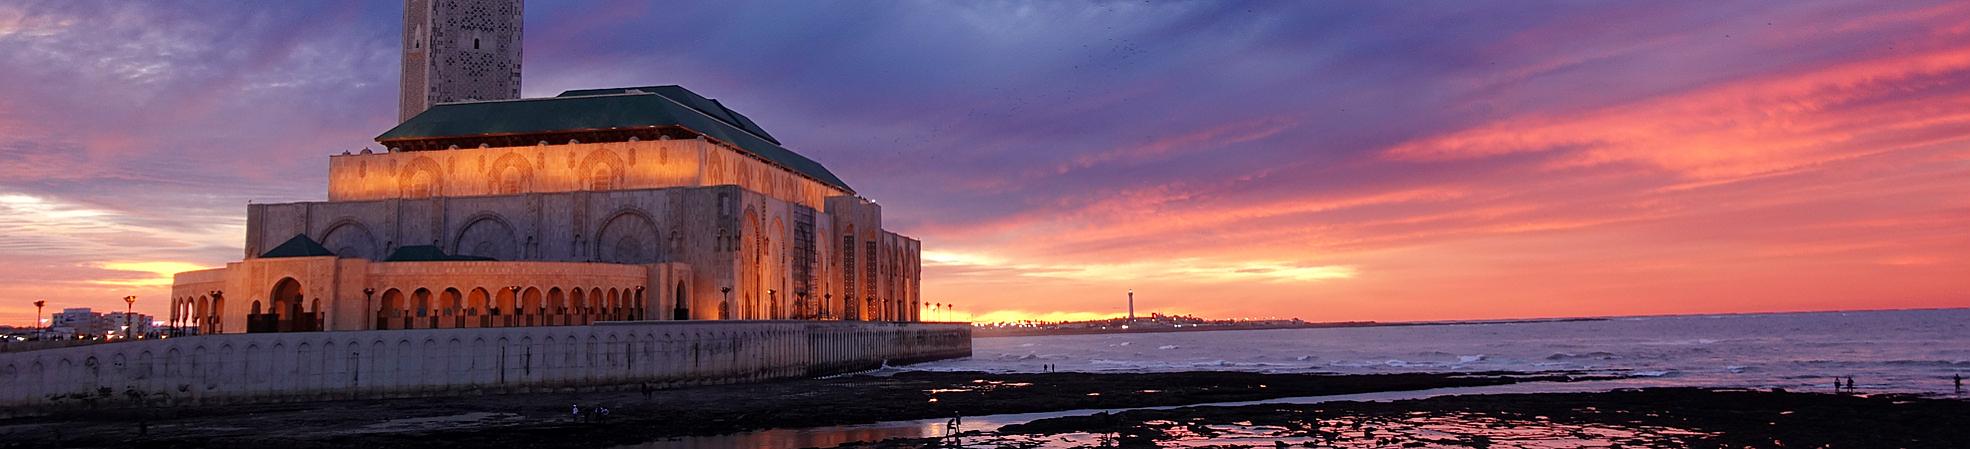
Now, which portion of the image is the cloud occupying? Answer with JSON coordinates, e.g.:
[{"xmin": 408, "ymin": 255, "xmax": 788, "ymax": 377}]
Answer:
[
  {"xmin": 2, "ymin": 1, "xmax": 1966, "ymax": 324},
  {"xmin": 926, "ymin": 250, "xmax": 1354, "ymax": 285}
]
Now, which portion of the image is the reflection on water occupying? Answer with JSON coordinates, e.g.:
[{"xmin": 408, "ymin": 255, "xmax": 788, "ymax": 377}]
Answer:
[
  {"xmin": 620, "ymin": 309, "xmax": 1967, "ymax": 448},
  {"xmin": 948, "ymin": 413, "xmax": 1714, "ymax": 448},
  {"xmin": 618, "ymin": 381, "xmax": 1643, "ymax": 449},
  {"xmin": 621, "ymin": 422, "xmax": 945, "ymax": 449}
]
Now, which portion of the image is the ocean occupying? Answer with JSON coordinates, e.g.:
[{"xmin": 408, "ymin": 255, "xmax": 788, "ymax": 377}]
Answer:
[
  {"xmin": 622, "ymin": 309, "xmax": 1968, "ymax": 448},
  {"xmin": 911, "ymin": 308, "xmax": 1970, "ymax": 395}
]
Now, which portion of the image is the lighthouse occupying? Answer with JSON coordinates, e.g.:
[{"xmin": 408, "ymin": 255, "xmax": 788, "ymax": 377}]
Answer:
[{"xmin": 1128, "ymin": 289, "xmax": 1135, "ymax": 322}]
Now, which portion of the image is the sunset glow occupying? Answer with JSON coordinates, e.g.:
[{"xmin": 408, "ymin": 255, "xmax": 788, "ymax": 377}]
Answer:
[{"xmin": 1, "ymin": 1, "xmax": 1965, "ymax": 324}]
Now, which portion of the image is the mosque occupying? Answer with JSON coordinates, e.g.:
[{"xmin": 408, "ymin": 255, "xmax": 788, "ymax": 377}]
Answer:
[{"xmin": 168, "ymin": 0, "xmax": 922, "ymax": 334}]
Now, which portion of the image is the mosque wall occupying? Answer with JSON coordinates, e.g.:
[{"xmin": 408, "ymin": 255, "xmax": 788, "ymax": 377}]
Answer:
[
  {"xmin": 0, "ymin": 321, "xmax": 971, "ymax": 412},
  {"xmin": 326, "ymin": 138, "xmax": 844, "ymax": 211},
  {"xmin": 240, "ymin": 182, "xmax": 920, "ymax": 327}
]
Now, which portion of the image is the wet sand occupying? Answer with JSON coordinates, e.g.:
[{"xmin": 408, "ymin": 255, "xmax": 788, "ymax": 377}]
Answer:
[
  {"xmin": 0, "ymin": 371, "xmax": 1593, "ymax": 448},
  {"xmin": 852, "ymin": 388, "xmax": 1970, "ymax": 448}
]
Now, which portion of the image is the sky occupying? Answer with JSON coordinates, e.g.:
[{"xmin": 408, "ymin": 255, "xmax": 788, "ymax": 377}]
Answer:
[{"xmin": 1, "ymin": 1, "xmax": 1966, "ymax": 326}]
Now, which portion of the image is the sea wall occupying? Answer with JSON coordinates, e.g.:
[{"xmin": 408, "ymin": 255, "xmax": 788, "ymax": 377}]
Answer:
[{"xmin": 0, "ymin": 321, "xmax": 969, "ymax": 411}]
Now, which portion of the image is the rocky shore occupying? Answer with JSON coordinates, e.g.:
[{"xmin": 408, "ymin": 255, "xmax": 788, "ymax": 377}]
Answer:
[
  {"xmin": 854, "ymin": 388, "xmax": 1970, "ymax": 448},
  {"xmin": 12, "ymin": 370, "xmax": 1953, "ymax": 449},
  {"xmin": 0, "ymin": 370, "xmax": 1593, "ymax": 448}
]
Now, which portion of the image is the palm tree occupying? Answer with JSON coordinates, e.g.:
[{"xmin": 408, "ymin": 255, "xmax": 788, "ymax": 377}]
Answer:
[{"xmin": 33, "ymin": 300, "xmax": 46, "ymax": 338}]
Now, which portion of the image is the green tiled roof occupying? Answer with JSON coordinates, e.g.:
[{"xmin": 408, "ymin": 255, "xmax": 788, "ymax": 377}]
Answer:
[
  {"xmin": 261, "ymin": 234, "xmax": 335, "ymax": 258},
  {"xmin": 557, "ymin": 85, "xmax": 783, "ymax": 145},
  {"xmin": 376, "ymin": 85, "xmax": 852, "ymax": 193}
]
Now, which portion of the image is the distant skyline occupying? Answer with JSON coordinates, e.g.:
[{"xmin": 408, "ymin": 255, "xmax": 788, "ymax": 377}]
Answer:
[{"xmin": 2, "ymin": 1, "xmax": 1967, "ymax": 325}]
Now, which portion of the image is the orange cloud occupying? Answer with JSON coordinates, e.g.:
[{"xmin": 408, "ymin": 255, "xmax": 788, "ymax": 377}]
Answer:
[{"xmin": 1384, "ymin": 44, "xmax": 1970, "ymax": 180}]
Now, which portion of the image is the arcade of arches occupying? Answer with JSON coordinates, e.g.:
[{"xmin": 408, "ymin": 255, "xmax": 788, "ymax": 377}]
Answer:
[
  {"xmin": 170, "ymin": 258, "xmax": 674, "ymax": 334},
  {"xmin": 177, "ymin": 283, "xmax": 650, "ymax": 334}
]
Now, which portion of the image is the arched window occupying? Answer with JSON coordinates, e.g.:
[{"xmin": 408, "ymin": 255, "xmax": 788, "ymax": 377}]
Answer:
[
  {"xmin": 613, "ymin": 236, "xmax": 643, "ymax": 263},
  {"xmin": 497, "ymin": 165, "xmax": 524, "ymax": 195},
  {"xmin": 589, "ymin": 165, "xmax": 614, "ymax": 191},
  {"xmin": 404, "ymin": 170, "xmax": 435, "ymax": 199}
]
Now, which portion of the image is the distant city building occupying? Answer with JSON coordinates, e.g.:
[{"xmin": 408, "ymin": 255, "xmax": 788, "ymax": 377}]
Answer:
[
  {"xmin": 44, "ymin": 308, "xmax": 155, "ymax": 339},
  {"xmin": 400, "ymin": 0, "xmax": 524, "ymax": 122},
  {"xmin": 169, "ymin": 0, "xmax": 921, "ymax": 334}
]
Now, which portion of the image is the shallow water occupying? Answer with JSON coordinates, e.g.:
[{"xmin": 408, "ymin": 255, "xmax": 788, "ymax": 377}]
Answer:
[
  {"xmin": 623, "ymin": 309, "xmax": 1968, "ymax": 448},
  {"xmin": 959, "ymin": 412, "xmax": 1716, "ymax": 449},
  {"xmin": 619, "ymin": 381, "xmax": 1664, "ymax": 449},
  {"xmin": 920, "ymin": 308, "xmax": 1970, "ymax": 395}
]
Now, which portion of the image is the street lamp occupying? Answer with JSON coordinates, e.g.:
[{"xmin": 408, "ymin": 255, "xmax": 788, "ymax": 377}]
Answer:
[
  {"xmin": 123, "ymin": 296, "xmax": 137, "ymax": 340},
  {"xmin": 720, "ymin": 287, "xmax": 732, "ymax": 320}
]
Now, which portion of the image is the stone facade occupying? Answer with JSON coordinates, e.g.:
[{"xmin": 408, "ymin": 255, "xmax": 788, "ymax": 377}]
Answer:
[
  {"xmin": 401, "ymin": 0, "xmax": 524, "ymax": 122},
  {"xmin": 0, "ymin": 321, "xmax": 971, "ymax": 411},
  {"xmin": 172, "ymin": 115, "xmax": 922, "ymax": 335}
]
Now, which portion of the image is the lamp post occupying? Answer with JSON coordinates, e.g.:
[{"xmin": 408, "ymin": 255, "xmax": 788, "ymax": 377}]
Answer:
[
  {"xmin": 767, "ymin": 289, "xmax": 777, "ymax": 320},
  {"xmin": 362, "ymin": 288, "xmax": 376, "ymax": 329},
  {"xmin": 122, "ymin": 295, "xmax": 137, "ymax": 340},
  {"xmin": 822, "ymin": 293, "xmax": 832, "ymax": 320},
  {"xmin": 720, "ymin": 287, "xmax": 732, "ymax": 320}
]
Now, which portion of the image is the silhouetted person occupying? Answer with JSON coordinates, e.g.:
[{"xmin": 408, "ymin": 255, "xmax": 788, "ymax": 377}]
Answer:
[
  {"xmin": 1845, "ymin": 377, "xmax": 1856, "ymax": 394},
  {"xmin": 1955, "ymin": 373, "xmax": 1962, "ymax": 393}
]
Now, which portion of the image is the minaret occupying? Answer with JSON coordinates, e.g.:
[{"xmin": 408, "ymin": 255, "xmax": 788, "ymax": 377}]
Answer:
[
  {"xmin": 1127, "ymin": 289, "xmax": 1135, "ymax": 322},
  {"xmin": 401, "ymin": 0, "xmax": 524, "ymax": 122}
]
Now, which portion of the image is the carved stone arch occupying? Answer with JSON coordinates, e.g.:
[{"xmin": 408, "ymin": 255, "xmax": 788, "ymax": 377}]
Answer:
[
  {"xmin": 771, "ymin": 215, "xmax": 787, "ymax": 257},
  {"xmin": 453, "ymin": 212, "xmax": 518, "ymax": 260},
  {"xmin": 595, "ymin": 208, "xmax": 660, "ymax": 264},
  {"xmin": 578, "ymin": 148, "xmax": 626, "ymax": 191},
  {"xmin": 398, "ymin": 156, "xmax": 444, "ymax": 199},
  {"xmin": 486, "ymin": 152, "xmax": 535, "ymax": 195},
  {"xmin": 318, "ymin": 218, "xmax": 380, "ymax": 260}
]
